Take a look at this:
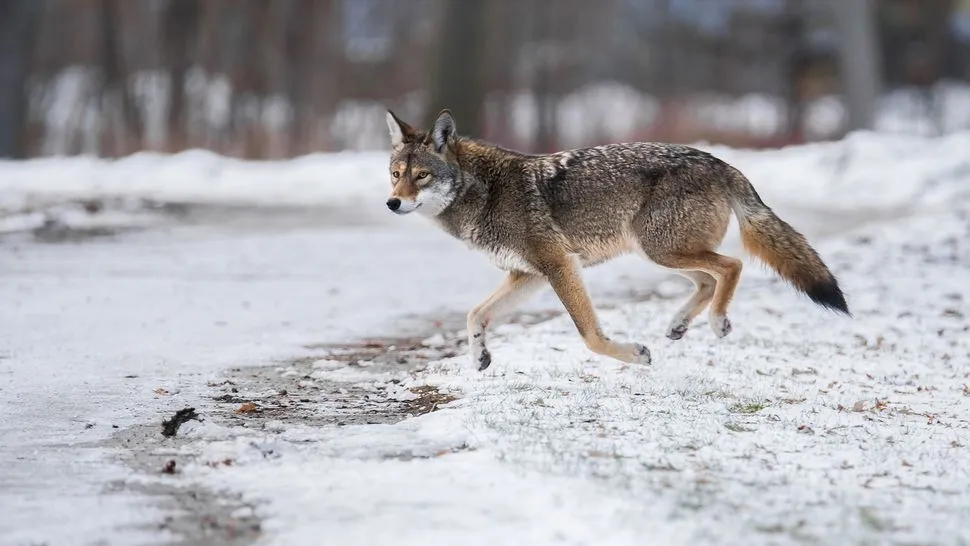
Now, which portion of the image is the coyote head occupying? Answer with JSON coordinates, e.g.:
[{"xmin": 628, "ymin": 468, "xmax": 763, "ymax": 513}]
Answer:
[{"xmin": 383, "ymin": 109, "xmax": 461, "ymax": 216}]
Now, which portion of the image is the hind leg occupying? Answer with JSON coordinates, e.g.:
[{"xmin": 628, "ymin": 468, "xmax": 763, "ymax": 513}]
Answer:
[
  {"xmin": 698, "ymin": 253, "xmax": 743, "ymax": 338},
  {"xmin": 665, "ymin": 270, "xmax": 716, "ymax": 340},
  {"xmin": 633, "ymin": 192, "xmax": 740, "ymax": 339},
  {"xmin": 650, "ymin": 252, "xmax": 742, "ymax": 339}
]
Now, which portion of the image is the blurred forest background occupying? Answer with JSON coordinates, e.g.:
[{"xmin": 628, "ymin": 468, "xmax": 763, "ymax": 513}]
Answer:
[{"xmin": 2, "ymin": 0, "xmax": 970, "ymax": 160}]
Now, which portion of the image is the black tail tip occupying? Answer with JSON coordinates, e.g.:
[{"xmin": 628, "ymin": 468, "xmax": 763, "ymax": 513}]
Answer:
[{"xmin": 806, "ymin": 278, "xmax": 851, "ymax": 317}]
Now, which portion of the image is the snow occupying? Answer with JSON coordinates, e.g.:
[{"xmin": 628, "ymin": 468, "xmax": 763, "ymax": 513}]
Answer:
[
  {"xmin": 2, "ymin": 131, "xmax": 970, "ymax": 545},
  {"xmin": 3, "ymin": 131, "xmax": 969, "ymax": 226},
  {"xmin": 0, "ymin": 149, "xmax": 390, "ymax": 212}
]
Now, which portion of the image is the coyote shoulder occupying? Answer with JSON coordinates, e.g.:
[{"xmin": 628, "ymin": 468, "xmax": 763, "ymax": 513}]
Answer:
[{"xmin": 383, "ymin": 109, "xmax": 849, "ymax": 371}]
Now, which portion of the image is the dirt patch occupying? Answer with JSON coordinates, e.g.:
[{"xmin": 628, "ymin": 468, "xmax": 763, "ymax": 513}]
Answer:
[
  {"xmin": 204, "ymin": 294, "xmax": 684, "ymax": 432},
  {"xmin": 403, "ymin": 385, "xmax": 458, "ymax": 416},
  {"xmin": 206, "ymin": 334, "xmax": 467, "ymax": 431}
]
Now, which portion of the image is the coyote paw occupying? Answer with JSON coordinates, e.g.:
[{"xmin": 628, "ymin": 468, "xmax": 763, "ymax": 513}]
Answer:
[
  {"xmin": 476, "ymin": 348, "xmax": 492, "ymax": 371},
  {"xmin": 666, "ymin": 320, "xmax": 690, "ymax": 341},
  {"xmin": 711, "ymin": 315, "xmax": 732, "ymax": 338},
  {"xmin": 632, "ymin": 343, "xmax": 652, "ymax": 365}
]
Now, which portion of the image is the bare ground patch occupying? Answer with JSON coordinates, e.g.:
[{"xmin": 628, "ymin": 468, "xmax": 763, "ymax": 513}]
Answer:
[{"xmin": 206, "ymin": 333, "xmax": 469, "ymax": 431}]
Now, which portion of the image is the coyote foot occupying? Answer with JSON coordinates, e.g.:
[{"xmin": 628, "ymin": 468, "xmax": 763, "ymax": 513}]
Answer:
[
  {"xmin": 710, "ymin": 315, "xmax": 732, "ymax": 338},
  {"xmin": 476, "ymin": 348, "xmax": 492, "ymax": 371},
  {"xmin": 666, "ymin": 320, "xmax": 690, "ymax": 341},
  {"xmin": 630, "ymin": 343, "xmax": 652, "ymax": 365}
]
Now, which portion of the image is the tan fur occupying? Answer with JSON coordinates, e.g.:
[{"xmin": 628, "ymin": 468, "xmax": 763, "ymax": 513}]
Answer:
[
  {"xmin": 388, "ymin": 160, "xmax": 421, "ymax": 200},
  {"xmin": 466, "ymin": 271, "xmax": 547, "ymax": 367},
  {"xmin": 738, "ymin": 211, "xmax": 833, "ymax": 296},
  {"xmin": 383, "ymin": 109, "xmax": 849, "ymax": 370},
  {"xmin": 535, "ymin": 253, "xmax": 647, "ymax": 363},
  {"xmin": 671, "ymin": 271, "xmax": 716, "ymax": 324}
]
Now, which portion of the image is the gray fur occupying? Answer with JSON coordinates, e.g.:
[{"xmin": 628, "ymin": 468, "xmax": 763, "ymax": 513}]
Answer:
[{"xmin": 384, "ymin": 110, "xmax": 847, "ymax": 370}]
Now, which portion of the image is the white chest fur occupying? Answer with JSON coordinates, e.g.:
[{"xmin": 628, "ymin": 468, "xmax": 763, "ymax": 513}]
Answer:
[
  {"xmin": 442, "ymin": 221, "xmax": 539, "ymax": 273},
  {"xmin": 483, "ymin": 246, "xmax": 537, "ymax": 273}
]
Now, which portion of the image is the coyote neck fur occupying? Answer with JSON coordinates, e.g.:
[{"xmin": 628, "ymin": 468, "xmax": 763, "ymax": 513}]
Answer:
[{"xmin": 432, "ymin": 138, "xmax": 543, "ymax": 249}]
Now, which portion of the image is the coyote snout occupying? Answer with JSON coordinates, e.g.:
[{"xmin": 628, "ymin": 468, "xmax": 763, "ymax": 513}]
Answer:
[{"xmin": 385, "ymin": 197, "xmax": 420, "ymax": 214}]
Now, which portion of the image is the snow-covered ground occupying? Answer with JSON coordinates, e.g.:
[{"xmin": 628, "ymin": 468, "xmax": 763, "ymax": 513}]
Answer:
[{"xmin": 1, "ymin": 131, "xmax": 969, "ymax": 545}]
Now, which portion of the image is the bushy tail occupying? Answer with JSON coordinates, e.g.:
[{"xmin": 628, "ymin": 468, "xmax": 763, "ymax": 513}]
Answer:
[{"xmin": 729, "ymin": 173, "xmax": 850, "ymax": 316}]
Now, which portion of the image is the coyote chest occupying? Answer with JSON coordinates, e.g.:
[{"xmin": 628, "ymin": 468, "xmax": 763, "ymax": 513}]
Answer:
[
  {"xmin": 455, "ymin": 223, "xmax": 537, "ymax": 273},
  {"xmin": 482, "ymin": 245, "xmax": 536, "ymax": 273}
]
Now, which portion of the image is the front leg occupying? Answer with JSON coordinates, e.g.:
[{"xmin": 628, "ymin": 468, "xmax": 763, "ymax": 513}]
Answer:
[
  {"xmin": 540, "ymin": 255, "xmax": 651, "ymax": 365},
  {"xmin": 467, "ymin": 271, "xmax": 546, "ymax": 370}
]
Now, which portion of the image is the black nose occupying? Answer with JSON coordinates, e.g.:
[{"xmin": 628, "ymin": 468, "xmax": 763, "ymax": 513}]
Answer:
[{"xmin": 386, "ymin": 198, "xmax": 401, "ymax": 211}]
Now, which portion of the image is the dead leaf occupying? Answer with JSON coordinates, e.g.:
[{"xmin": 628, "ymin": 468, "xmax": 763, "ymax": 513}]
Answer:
[{"xmin": 236, "ymin": 402, "xmax": 258, "ymax": 414}]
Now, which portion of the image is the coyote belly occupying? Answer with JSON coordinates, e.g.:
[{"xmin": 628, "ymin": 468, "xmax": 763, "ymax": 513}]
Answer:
[{"xmin": 382, "ymin": 108, "xmax": 850, "ymax": 371}]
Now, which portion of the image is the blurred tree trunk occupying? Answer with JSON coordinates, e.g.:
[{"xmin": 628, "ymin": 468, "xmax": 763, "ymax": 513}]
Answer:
[
  {"xmin": 284, "ymin": 0, "xmax": 315, "ymax": 155},
  {"xmin": 530, "ymin": 3, "xmax": 558, "ymax": 152},
  {"xmin": 0, "ymin": 0, "xmax": 44, "ymax": 158},
  {"xmin": 483, "ymin": 0, "xmax": 515, "ymax": 145},
  {"xmin": 99, "ymin": 0, "xmax": 142, "ymax": 156},
  {"xmin": 426, "ymin": 0, "xmax": 487, "ymax": 135},
  {"xmin": 834, "ymin": 0, "xmax": 882, "ymax": 133},
  {"xmin": 782, "ymin": 0, "xmax": 806, "ymax": 143},
  {"xmin": 163, "ymin": 0, "xmax": 200, "ymax": 152}
]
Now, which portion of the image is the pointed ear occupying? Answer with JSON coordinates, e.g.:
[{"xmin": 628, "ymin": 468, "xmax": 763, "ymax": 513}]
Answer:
[
  {"xmin": 431, "ymin": 109, "xmax": 457, "ymax": 153},
  {"xmin": 385, "ymin": 110, "xmax": 414, "ymax": 148}
]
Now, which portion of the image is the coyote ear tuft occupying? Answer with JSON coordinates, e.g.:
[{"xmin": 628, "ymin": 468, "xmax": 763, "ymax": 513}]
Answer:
[
  {"xmin": 431, "ymin": 109, "xmax": 456, "ymax": 153},
  {"xmin": 386, "ymin": 110, "xmax": 414, "ymax": 148}
]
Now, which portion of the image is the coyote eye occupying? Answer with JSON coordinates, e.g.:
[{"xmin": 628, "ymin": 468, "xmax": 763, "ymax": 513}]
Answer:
[
  {"xmin": 416, "ymin": 172, "xmax": 430, "ymax": 180},
  {"xmin": 392, "ymin": 171, "xmax": 400, "ymax": 179}
]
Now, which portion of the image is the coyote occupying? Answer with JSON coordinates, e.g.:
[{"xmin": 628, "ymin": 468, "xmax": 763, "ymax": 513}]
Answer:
[{"xmin": 383, "ymin": 109, "xmax": 849, "ymax": 371}]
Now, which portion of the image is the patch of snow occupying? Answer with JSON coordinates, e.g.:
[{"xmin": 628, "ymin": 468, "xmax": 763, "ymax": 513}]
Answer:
[{"xmin": 2, "ymin": 132, "xmax": 968, "ymax": 229}]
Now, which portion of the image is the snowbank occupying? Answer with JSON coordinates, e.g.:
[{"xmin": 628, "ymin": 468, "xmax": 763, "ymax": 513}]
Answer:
[
  {"xmin": 0, "ymin": 149, "xmax": 391, "ymax": 211},
  {"xmin": 2, "ymin": 131, "xmax": 968, "ymax": 217}
]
